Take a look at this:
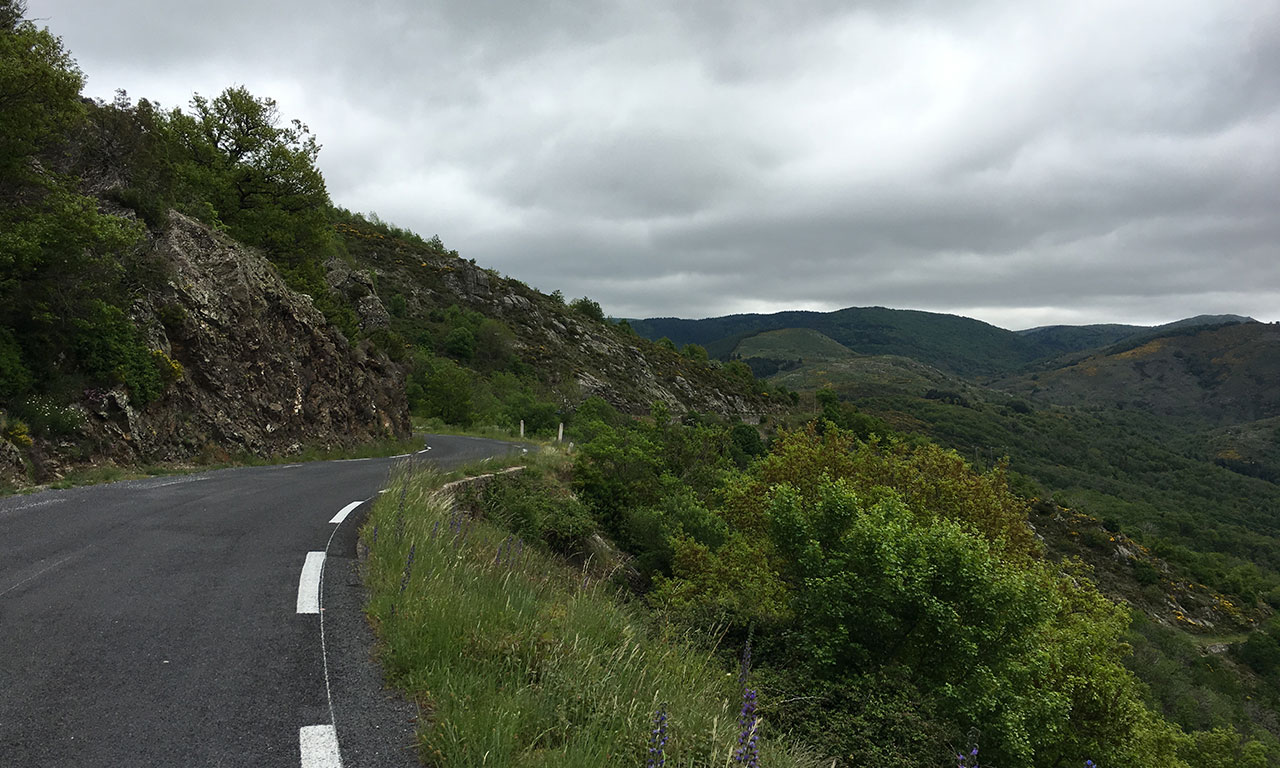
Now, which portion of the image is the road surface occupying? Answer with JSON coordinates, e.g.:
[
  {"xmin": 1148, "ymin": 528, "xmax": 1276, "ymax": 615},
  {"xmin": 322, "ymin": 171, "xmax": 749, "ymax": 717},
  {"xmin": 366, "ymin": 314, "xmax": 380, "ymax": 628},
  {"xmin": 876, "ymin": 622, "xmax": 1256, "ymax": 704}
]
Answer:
[{"xmin": 0, "ymin": 434, "xmax": 520, "ymax": 767}]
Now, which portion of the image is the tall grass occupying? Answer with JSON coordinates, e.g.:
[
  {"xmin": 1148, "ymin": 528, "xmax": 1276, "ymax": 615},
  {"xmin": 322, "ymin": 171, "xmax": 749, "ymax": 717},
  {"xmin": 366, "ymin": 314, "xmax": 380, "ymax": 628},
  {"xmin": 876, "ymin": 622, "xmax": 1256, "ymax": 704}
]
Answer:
[{"xmin": 362, "ymin": 466, "xmax": 825, "ymax": 768}]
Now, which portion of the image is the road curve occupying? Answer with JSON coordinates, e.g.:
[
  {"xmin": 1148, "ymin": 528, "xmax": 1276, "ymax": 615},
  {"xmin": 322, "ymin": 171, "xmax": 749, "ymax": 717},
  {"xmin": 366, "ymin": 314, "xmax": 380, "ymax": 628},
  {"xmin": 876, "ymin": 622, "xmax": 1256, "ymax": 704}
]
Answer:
[{"xmin": 0, "ymin": 434, "xmax": 520, "ymax": 768}]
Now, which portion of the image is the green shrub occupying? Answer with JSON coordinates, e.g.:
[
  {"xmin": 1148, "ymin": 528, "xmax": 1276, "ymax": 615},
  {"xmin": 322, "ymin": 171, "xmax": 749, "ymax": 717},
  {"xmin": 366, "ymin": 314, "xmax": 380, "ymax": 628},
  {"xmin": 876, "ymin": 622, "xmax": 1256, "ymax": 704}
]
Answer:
[
  {"xmin": 0, "ymin": 327, "xmax": 32, "ymax": 400},
  {"xmin": 480, "ymin": 469, "xmax": 595, "ymax": 554},
  {"xmin": 151, "ymin": 349, "xmax": 184, "ymax": 385},
  {"xmin": 3, "ymin": 417, "xmax": 33, "ymax": 447},
  {"xmin": 680, "ymin": 343, "xmax": 708, "ymax": 361},
  {"xmin": 443, "ymin": 326, "xmax": 476, "ymax": 360},
  {"xmin": 569, "ymin": 296, "xmax": 605, "ymax": 322},
  {"xmin": 73, "ymin": 300, "xmax": 163, "ymax": 403},
  {"xmin": 12, "ymin": 395, "xmax": 83, "ymax": 436}
]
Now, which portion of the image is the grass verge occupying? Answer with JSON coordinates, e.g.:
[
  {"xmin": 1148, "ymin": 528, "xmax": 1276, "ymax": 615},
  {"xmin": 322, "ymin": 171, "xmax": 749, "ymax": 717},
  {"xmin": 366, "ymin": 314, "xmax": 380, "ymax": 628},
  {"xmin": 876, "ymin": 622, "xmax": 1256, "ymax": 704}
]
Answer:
[{"xmin": 361, "ymin": 464, "xmax": 825, "ymax": 767}]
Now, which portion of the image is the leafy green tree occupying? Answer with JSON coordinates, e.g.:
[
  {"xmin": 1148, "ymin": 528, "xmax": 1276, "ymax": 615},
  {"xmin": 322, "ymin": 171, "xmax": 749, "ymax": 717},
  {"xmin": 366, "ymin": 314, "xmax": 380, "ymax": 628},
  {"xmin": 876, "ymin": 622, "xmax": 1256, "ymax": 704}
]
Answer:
[
  {"xmin": 680, "ymin": 343, "xmax": 708, "ymax": 361},
  {"xmin": 0, "ymin": 4, "xmax": 147, "ymax": 402},
  {"xmin": 0, "ymin": 1, "xmax": 83, "ymax": 176},
  {"xmin": 443, "ymin": 326, "xmax": 476, "ymax": 360},
  {"xmin": 569, "ymin": 296, "xmax": 604, "ymax": 322}
]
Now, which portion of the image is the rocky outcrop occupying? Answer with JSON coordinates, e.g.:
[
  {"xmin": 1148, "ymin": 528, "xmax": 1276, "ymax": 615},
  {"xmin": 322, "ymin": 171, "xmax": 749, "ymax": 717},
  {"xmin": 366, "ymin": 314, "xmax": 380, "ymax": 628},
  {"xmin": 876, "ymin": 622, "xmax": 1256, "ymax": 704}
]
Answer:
[{"xmin": 64, "ymin": 213, "xmax": 408, "ymax": 473}]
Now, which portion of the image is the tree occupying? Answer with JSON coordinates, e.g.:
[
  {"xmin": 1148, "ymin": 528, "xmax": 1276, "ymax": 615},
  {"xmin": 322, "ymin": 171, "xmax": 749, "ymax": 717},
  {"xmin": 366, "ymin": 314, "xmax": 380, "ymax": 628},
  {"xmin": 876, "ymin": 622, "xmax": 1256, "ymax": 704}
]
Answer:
[
  {"xmin": 680, "ymin": 343, "xmax": 708, "ymax": 361},
  {"xmin": 0, "ymin": 4, "xmax": 146, "ymax": 402},
  {"xmin": 0, "ymin": 1, "xmax": 83, "ymax": 175},
  {"xmin": 168, "ymin": 86, "xmax": 331, "ymax": 269},
  {"xmin": 569, "ymin": 296, "xmax": 604, "ymax": 322}
]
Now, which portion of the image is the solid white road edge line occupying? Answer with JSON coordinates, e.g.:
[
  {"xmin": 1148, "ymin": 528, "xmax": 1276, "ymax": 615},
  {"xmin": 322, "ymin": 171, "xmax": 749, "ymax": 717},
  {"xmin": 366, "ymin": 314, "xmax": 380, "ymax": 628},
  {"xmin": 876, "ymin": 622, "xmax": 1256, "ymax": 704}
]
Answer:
[
  {"xmin": 328, "ymin": 501, "xmax": 363, "ymax": 525},
  {"xmin": 299, "ymin": 724, "xmax": 342, "ymax": 768},
  {"xmin": 296, "ymin": 552, "xmax": 325, "ymax": 614}
]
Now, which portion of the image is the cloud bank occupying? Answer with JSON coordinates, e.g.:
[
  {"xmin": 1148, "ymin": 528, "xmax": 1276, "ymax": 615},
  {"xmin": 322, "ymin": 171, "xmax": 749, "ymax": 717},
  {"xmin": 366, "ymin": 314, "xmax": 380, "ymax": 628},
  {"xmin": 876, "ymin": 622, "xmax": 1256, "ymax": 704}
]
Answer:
[{"xmin": 33, "ymin": 0, "xmax": 1280, "ymax": 327}]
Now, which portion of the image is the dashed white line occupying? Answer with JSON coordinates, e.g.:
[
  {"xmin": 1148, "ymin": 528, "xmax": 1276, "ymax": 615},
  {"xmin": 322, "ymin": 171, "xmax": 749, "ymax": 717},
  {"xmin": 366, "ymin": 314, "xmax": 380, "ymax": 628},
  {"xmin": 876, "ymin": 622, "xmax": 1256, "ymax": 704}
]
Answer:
[
  {"xmin": 296, "ymin": 552, "xmax": 325, "ymax": 614},
  {"xmin": 328, "ymin": 501, "xmax": 363, "ymax": 525},
  {"xmin": 333, "ymin": 457, "xmax": 372, "ymax": 463},
  {"xmin": 389, "ymin": 453, "xmax": 411, "ymax": 459},
  {"xmin": 299, "ymin": 724, "xmax": 342, "ymax": 768}
]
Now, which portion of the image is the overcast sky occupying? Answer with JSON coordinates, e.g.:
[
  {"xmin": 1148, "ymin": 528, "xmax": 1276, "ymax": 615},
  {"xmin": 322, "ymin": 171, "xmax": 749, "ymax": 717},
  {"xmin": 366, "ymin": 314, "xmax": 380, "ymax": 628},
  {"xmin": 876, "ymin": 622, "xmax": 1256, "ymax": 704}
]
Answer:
[{"xmin": 30, "ymin": 1, "xmax": 1280, "ymax": 329}]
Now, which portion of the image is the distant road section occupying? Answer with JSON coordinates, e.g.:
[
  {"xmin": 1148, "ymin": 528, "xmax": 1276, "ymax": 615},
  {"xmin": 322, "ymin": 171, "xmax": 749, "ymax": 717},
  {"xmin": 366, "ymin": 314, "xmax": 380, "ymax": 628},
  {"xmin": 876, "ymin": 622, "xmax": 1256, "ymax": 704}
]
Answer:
[{"xmin": 0, "ymin": 434, "xmax": 519, "ymax": 768}]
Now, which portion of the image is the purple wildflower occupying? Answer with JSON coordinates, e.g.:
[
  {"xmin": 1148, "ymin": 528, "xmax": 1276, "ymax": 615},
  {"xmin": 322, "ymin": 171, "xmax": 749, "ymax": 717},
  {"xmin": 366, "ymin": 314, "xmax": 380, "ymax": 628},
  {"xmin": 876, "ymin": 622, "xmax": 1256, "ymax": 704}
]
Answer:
[
  {"xmin": 646, "ymin": 707, "xmax": 668, "ymax": 768},
  {"xmin": 494, "ymin": 535, "xmax": 512, "ymax": 565},
  {"xmin": 732, "ymin": 688, "xmax": 759, "ymax": 767},
  {"xmin": 399, "ymin": 544, "xmax": 416, "ymax": 593},
  {"xmin": 956, "ymin": 746, "xmax": 980, "ymax": 768}
]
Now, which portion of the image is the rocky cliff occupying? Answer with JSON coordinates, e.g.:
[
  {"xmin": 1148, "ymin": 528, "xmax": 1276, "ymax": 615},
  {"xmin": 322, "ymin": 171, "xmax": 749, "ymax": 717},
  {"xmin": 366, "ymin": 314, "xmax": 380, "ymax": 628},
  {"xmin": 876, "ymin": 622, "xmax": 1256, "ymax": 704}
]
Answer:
[{"xmin": 7, "ymin": 213, "xmax": 408, "ymax": 485}]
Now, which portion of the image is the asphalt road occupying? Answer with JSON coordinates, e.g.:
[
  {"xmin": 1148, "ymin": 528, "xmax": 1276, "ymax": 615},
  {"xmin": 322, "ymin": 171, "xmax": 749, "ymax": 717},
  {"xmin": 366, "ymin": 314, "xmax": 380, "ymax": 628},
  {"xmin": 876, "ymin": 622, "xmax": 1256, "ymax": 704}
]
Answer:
[{"xmin": 0, "ymin": 434, "xmax": 521, "ymax": 768}]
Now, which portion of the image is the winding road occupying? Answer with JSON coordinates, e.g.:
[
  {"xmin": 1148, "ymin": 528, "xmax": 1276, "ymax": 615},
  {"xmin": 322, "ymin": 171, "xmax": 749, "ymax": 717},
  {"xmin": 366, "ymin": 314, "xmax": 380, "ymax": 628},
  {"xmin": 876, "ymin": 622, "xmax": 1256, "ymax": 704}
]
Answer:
[{"xmin": 0, "ymin": 434, "xmax": 520, "ymax": 768}]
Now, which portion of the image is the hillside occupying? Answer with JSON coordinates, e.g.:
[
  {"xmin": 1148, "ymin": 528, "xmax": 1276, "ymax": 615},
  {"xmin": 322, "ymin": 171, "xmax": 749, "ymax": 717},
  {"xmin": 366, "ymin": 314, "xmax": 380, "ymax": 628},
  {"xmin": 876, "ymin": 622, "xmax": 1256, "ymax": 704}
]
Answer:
[
  {"xmin": 633, "ymin": 306, "xmax": 1046, "ymax": 376},
  {"xmin": 1010, "ymin": 321, "xmax": 1280, "ymax": 426},
  {"xmin": 329, "ymin": 213, "xmax": 772, "ymax": 422}
]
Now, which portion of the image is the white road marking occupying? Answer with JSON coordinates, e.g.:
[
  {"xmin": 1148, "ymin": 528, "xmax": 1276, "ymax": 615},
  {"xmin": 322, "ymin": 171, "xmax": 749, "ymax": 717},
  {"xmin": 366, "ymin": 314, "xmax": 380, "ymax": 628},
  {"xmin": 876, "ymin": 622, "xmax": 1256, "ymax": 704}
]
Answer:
[
  {"xmin": 378, "ymin": 489, "xmax": 390, "ymax": 494},
  {"xmin": 136, "ymin": 476, "xmax": 208, "ymax": 489},
  {"xmin": 299, "ymin": 724, "xmax": 343, "ymax": 768},
  {"xmin": 333, "ymin": 457, "xmax": 372, "ymax": 463},
  {"xmin": 0, "ymin": 495, "xmax": 67, "ymax": 522},
  {"xmin": 296, "ymin": 552, "xmax": 325, "ymax": 614},
  {"xmin": 389, "ymin": 453, "xmax": 410, "ymax": 459},
  {"xmin": 328, "ymin": 501, "xmax": 363, "ymax": 525},
  {"xmin": 0, "ymin": 551, "xmax": 82, "ymax": 598}
]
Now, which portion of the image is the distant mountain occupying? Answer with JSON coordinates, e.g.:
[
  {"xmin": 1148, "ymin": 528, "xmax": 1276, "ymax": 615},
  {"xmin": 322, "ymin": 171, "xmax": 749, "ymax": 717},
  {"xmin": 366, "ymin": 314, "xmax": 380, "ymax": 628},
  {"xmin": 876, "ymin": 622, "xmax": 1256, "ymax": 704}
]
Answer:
[
  {"xmin": 632, "ymin": 307, "xmax": 1045, "ymax": 377},
  {"xmin": 634, "ymin": 307, "xmax": 1260, "ymax": 378},
  {"xmin": 1159, "ymin": 313, "xmax": 1255, "ymax": 330},
  {"xmin": 1010, "ymin": 321, "xmax": 1280, "ymax": 426},
  {"xmin": 1015, "ymin": 323, "xmax": 1147, "ymax": 355}
]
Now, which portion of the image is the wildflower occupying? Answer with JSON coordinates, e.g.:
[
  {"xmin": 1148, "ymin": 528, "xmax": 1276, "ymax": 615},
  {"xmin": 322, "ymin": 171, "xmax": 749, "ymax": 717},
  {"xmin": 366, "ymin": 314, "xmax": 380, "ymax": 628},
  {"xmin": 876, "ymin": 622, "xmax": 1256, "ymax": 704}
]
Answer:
[
  {"xmin": 732, "ymin": 688, "xmax": 759, "ymax": 767},
  {"xmin": 399, "ymin": 544, "xmax": 416, "ymax": 593},
  {"xmin": 646, "ymin": 707, "xmax": 668, "ymax": 768}
]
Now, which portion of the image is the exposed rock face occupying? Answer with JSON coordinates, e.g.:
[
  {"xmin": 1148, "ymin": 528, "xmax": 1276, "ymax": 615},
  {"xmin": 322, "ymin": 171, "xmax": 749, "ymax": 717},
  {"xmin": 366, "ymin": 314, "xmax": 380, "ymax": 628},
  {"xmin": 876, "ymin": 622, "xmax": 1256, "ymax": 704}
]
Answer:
[{"xmin": 72, "ymin": 213, "xmax": 409, "ymax": 470}]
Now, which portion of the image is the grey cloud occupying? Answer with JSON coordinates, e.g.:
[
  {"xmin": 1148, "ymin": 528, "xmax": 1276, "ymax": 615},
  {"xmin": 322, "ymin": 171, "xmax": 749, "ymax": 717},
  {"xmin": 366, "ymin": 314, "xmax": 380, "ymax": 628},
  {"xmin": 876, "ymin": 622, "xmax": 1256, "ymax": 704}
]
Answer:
[{"xmin": 27, "ymin": 0, "xmax": 1280, "ymax": 327}]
